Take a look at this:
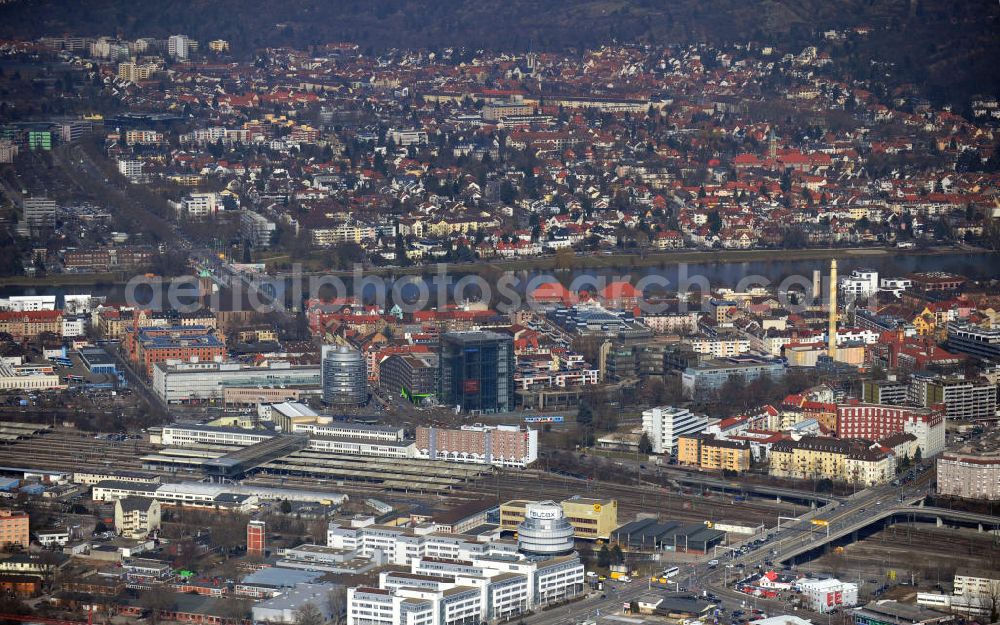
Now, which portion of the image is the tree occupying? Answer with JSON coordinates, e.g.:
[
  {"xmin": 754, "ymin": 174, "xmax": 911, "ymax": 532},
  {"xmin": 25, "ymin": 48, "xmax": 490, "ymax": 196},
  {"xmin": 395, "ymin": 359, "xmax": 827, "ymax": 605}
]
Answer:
[
  {"xmin": 610, "ymin": 544, "xmax": 625, "ymax": 566},
  {"xmin": 978, "ymin": 580, "xmax": 1000, "ymax": 623},
  {"xmin": 327, "ymin": 586, "xmax": 348, "ymax": 624},
  {"xmin": 913, "ymin": 446, "xmax": 922, "ymax": 464},
  {"xmin": 294, "ymin": 602, "xmax": 325, "ymax": 625},
  {"xmin": 707, "ymin": 209, "xmax": 722, "ymax": 235},
  {"xmin": 280, "ymin": 499, "xmax": 293, "ymax": 513},
  {"xmin": 576, "ymin": 403, "xmax": 593, "ymax": 426},
  {"xmin": 554, "ymin": 246, "xmax": 575, "ymax": 271},
  {"xmin": 596, "ymin": 544, "xmax": 611, "ymax": 568},
  {"xmin": 638, "ymin": 433, "xmax": 653, "ymax": 455}
]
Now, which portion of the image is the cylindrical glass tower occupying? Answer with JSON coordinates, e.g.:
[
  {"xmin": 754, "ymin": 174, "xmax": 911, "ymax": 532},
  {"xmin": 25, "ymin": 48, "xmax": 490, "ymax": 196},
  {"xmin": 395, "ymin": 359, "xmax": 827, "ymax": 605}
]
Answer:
[{"xmin": 517, "ymin": 501, "xmax": 575, "ymax": 556}]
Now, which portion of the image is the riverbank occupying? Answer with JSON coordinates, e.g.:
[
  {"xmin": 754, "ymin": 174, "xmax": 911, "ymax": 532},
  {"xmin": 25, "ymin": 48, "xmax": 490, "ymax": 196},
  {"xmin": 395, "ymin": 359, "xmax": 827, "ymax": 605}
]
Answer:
[
  {"xmin": 0, "ymin": 272, "xmax": 123, "ymax": 288},
  {"xmin": 0, "ymin": 244, "xmax": 990, "ymax": 288},
  {"xmin": 293, "ymin": 243, "xmax": 993, "ymax": 278}
]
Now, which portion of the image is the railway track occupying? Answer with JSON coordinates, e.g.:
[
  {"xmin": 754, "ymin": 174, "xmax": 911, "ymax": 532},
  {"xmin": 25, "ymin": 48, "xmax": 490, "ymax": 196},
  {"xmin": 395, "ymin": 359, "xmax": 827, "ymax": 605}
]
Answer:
[{"xmin": 465, "ymin": 469, "xmax": 809, "ymax": 526}]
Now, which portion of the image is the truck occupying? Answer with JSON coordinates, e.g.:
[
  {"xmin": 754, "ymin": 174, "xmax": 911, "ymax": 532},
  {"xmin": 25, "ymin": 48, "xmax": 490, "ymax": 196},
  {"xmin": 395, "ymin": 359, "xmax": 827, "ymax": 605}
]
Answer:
[
  {"xmin": 610, "ymin": 572, "xmax": 632, "ymax": 583},
  {"xmin": 708, "ymin": 559, "xmax": 719, "ymax": 568}
]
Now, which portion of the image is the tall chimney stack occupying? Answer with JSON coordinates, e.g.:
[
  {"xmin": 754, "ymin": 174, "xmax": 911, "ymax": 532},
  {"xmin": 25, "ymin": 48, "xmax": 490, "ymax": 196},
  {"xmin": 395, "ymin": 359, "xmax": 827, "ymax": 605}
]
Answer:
[{"xmin": 828, "ymin": 258, "xmax": 838, "ymax": 358}]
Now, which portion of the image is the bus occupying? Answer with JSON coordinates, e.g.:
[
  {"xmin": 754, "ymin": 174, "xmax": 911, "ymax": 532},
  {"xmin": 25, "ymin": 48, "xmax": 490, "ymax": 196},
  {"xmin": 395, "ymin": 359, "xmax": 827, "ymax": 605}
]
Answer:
[
  {"xmin": 64, "ymin": 375, "xmax": 84, "ymax": 383},
  {"xmin": 663, "ymin": 567, "xmax": 680, "ymax": 578},
  {"xmin": 48, "ymin": 356, "xmax": 73, "ymax": 367}
]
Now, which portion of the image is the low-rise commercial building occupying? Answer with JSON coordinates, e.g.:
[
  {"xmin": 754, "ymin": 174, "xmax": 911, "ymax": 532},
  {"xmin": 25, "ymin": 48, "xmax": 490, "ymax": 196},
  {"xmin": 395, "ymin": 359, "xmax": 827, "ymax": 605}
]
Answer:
[{"xmin": 798, "ymin": 578, "xmax": 858, "ymax": 613}]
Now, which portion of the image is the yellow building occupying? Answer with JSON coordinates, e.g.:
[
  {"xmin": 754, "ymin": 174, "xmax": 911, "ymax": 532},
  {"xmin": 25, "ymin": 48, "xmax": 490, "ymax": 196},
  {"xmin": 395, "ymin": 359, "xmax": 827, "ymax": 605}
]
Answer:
[
  {"xmin": 677, "ymin": 435, "xmax": 701, "ymax": 466},
  {"xmin": 677, "ymin": 434, "xmax": 751, "ymax": 472},
  {"xmin": 0, "ymin": 509, "xmax": 29, "ymax": 549},
  {"xmin": 769, "ymin": 436, "xmax": 894, "ymax": 485},
  {"xmin": 500, "ymin": 497, "xmax": 617, "ymax": 540},
  {"xmin": 700, "ymin": 439, "xmax": 751, "ymax": 472}
]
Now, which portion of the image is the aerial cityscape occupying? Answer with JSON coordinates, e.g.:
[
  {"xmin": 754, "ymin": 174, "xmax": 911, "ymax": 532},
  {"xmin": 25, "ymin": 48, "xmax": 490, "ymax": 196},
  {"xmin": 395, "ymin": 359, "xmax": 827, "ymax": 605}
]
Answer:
[{"xmin": 0, "ymin": 1, "xmax": 997, "ymax": 625}]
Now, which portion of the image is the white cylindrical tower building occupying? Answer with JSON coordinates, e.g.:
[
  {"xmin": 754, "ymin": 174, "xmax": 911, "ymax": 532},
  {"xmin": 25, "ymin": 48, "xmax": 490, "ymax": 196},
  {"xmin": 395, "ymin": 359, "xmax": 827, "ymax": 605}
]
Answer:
[{"xmin": 517, "ymin": 501, "xmax": 575, "ymax": 556}]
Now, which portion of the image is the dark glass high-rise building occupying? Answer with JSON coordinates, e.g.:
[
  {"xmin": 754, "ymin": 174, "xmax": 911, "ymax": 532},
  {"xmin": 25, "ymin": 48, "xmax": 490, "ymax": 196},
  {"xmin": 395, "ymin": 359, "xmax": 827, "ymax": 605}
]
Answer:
[{"xmin": 439, "ymin": 331, "xmax": 514, "ymax": 414}]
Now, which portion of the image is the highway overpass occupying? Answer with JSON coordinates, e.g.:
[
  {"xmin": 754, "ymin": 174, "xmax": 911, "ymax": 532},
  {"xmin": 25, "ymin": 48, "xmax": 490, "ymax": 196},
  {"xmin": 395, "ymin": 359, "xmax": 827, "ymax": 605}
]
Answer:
[{"xmin": 776, "ymin": 502, "xmax": 1000, "ymax": 565}]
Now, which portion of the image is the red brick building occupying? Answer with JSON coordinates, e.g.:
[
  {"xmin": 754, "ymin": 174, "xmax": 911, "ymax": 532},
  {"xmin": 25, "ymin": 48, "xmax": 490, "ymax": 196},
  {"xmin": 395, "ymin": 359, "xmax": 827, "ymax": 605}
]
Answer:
[{"xmin": 416, "ymin": 424, "xmax": 538, "ymax": 468}]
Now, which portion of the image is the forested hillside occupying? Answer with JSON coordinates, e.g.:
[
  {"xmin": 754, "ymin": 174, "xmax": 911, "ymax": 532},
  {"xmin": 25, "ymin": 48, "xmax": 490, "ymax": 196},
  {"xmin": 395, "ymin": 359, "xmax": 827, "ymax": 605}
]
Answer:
[{"xmin": 1, "ymin": 0, "xmax": 997, "ymax": 106}]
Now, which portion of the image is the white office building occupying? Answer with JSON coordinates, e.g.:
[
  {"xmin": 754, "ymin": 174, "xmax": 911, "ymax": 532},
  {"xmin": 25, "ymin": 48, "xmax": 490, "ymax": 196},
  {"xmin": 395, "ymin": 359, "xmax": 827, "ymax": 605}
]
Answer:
[
  {"xmin": 0, "ymin": 295, "xmax": 57, "ymax": 311},
  {"xmin": 167, "ymin": 34, "xmax": 191, "ymax": 60},
  {"xmin": 642, "ymin": 406, "xmax": 709, "ymax": 454},
  {"xmin": 117, "ymin": 159, "xmax": 144, "ymax": 180},
  {"xmin": 346, "ymin": 553, "xmax": 584, "ymax": 625},
  {"xmin": 240, "ymin": 210, "xmax": 277, "ymax": 247},
  {"xmin": 841, "ymin": 268, "xmax": 879, "ymax": 299},
  {"xmin": 179, "ymin": 192, "xmax": 219, "ymax": 218}
]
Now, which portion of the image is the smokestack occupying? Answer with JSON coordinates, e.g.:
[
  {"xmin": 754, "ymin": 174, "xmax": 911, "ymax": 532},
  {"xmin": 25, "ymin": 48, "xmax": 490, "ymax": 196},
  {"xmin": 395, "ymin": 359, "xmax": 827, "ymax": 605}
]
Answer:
[
  {"xmin": 828, "ymin": 258, "xmax": 838, "ymax": 358},
  {"xmin": 812, "ymin": 269, "xmax": 821, "ymax": 300}
]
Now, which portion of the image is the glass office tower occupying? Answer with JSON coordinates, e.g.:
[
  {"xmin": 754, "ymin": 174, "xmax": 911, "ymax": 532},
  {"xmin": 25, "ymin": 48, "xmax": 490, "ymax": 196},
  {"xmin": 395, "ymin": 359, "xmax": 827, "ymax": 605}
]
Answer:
[{"xmin": 439, "ymin": 331, "xmax": 514, "ymax": 414}]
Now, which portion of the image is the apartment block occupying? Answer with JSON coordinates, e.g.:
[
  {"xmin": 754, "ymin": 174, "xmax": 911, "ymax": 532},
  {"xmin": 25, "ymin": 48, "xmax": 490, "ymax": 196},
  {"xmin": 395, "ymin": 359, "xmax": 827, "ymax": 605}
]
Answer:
[
  {"xmin": 0, "ymin": 509, "xmax": 29, "ymax": 549},
  {"xmin": 937, "ymin": 451, "xmax": 1000, "ymax": 500}
]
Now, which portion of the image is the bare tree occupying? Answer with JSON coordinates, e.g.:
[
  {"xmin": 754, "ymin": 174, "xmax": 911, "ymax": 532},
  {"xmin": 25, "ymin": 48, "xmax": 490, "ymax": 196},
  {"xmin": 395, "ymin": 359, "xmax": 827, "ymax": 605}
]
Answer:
[
  {"xmin": 327, "ymin": 586, "xmax": 348, "ymax": 624},
  {"xmin": 978, "ymin": 580, "xmax": 1000, "ymax": 623},
  {"xmin": 294, "ymin": 602, "xmax": 325, "ymax": 625}
]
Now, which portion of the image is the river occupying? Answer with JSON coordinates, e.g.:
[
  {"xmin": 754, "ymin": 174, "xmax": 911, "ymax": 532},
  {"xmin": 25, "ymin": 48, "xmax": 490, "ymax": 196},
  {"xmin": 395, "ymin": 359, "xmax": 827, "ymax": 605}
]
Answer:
[{"xmin": 2, "ymin": 251, "xmax": 997, "ymax": 306}]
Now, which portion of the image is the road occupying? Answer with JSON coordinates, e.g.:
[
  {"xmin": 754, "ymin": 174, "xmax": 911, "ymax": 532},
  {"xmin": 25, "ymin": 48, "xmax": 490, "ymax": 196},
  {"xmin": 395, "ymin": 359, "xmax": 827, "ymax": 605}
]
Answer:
[{"xmin": 524, "ymin": 467, "xmax": 936, "ymax": 625}]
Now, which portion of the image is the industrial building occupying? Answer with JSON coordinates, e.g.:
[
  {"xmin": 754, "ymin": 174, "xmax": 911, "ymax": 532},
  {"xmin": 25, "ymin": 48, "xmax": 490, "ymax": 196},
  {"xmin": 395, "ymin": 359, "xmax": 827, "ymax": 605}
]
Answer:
[
  {"xmin": 438, "ymin": 331, "xmax": 514, "ymax": 414},
  {"xmin": 611, "ymin": 518, "xmax": 726, "ymax": 554}
]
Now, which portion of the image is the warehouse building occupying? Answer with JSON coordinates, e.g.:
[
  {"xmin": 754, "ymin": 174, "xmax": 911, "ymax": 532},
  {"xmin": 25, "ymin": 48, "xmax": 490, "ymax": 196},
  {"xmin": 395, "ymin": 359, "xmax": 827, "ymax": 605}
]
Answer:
[{"xmin": 611, "ymin": 518, "xmax": 726, "ymax": 554}]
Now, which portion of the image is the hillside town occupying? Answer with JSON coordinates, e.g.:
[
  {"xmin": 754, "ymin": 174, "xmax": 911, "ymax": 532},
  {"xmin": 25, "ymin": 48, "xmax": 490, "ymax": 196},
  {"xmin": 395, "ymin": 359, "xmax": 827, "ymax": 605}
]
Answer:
[{"xmin": 0, "ymin": 16, "xmax": 997, "ymax": 625}]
